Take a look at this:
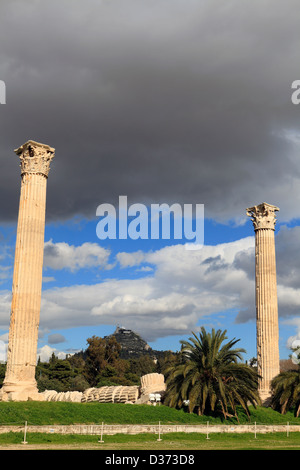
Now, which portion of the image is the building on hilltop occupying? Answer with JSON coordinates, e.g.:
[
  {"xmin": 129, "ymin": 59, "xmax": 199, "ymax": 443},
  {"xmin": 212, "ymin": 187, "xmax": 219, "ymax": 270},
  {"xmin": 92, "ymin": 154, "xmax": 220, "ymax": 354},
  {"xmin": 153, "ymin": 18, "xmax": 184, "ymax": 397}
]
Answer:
[{"xmin": 105, "ymin": 326, "xmax": 165, "ymax": 360}]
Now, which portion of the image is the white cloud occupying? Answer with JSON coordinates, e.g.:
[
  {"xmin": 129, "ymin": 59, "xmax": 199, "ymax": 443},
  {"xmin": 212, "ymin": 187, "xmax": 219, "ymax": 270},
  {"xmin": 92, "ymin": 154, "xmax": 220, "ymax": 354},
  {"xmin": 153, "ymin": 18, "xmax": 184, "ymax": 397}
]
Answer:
[
  {"xmin": 138, "ymin": 266, "xmax": 154, "ymax": 272},
  {"xmin": 116, "ymin": 250, "xmax": 146, "ymax": 268},
  {"xmin": 1, "ymin": 227, "xmax": 300, "ymax": 348},
  {"xmin": 0, "ymin": 290, "xmax": 12, "ymax": 330},
  {"xmin": 44, "ymin": 240, "xmax": 112, "ymax": 272},
  {"xmin": 42, "ymin": 276, "xmax": 55, "ymax": 283},
  {"xmin": 37, "ymin": 236, "xmax": 256, "ymax": 341},
  {"xmin": 0, "ymin": 339, "xmax": 7, "ymax": 363},
  {"xmin": 37, "ymin": 344, "xmax": 67, "ymax": 362}
]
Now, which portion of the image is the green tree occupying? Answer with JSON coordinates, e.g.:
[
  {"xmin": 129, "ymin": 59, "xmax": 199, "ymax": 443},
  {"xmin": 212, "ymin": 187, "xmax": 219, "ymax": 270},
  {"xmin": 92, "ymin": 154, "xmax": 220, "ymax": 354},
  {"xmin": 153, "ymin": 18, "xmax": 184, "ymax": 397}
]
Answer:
[
  {"xmin": 128, "ymin": 355, "xmax": 156, "ymax": 377},
  {"xmin": 271, "ymin": 367, "xmax": 300, "ymax": 416},
  {"xmin": 70, "ymin": 374, "xmax": 90, "ymax": 392},
  {"xmin": 67, "ymin": 353, "xmax": 86, "ymax": 371},
  {"xmin": 36, "ymin": 357, "xmax": 79, "ymax": 392},
  {"xmin": 84, "ymin": 335, "xmax": 123, "ymax": 386},
  {"xmin": 0, "ymin": 363, "xmax": 6, "ymax": 387},
  {"xmin": 163, "ymin": 327, "xmax": 260, "ymax": 420},
  {"xmin": 156, "ymin": 351, "xmax": 178, "ymax": 375}
]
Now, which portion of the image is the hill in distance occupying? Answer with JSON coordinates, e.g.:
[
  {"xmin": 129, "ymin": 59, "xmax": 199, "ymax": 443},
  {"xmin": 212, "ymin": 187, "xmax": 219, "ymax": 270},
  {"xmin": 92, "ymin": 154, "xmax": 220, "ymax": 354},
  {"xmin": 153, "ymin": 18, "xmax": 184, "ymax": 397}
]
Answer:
[{"xmin": 105, "ymin": 326, "xmax": 166, "ymax": 360}]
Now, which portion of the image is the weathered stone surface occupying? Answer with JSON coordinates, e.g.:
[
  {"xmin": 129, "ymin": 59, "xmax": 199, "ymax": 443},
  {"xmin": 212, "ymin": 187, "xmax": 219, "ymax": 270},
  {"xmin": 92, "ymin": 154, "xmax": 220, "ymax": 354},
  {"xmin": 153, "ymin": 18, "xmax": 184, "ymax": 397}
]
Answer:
[
  {"xmin": 140, "ymin": 373, "xmax": 166, "ymax": 395},
  {"xmin": 41, "ymin": 390, "xmax": 83, "ymax": 402},
  {"xmin": 247, "ymin": 202, "xmax": 280, "ymax": 404},
  {"xmin": 79, "ymin": 373, "xmax": 166, "ymax": 405},
  {"xmin": 136, "ymin": 373, "xmax": 166, "ymax": 404},
  {"xmin": 42, "ymin": 376, "xmax": 164, "ymax": 404},
  {"xmin": 81, "ymin": 385, "xmax": 140, "ymax": 404},
  {"xmin": 0, "ymin": 423, "xmax": 298, "ymax": 436},
  {"xmin": 16, "ymin": 140, "xmax": 55, "ymax": 178},
  {"xmin": 246, "ymin": 202, "xmax": 279, "ymax": 231},
  {"xmin": 0, "ymin": 141, "xmax": 54, "ymax": 402}
]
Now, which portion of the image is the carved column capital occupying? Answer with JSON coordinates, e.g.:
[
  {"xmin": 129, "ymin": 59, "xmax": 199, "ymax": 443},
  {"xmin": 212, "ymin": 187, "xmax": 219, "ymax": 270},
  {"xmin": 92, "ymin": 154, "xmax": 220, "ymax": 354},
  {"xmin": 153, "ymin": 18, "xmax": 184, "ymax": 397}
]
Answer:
[
  {"xmin": 246, "ymin": 202, "xmax": 279, "ymax": 231},
  {"xmin": 14, "ymin": 140, "xmax": 55, "ymax": 178}
]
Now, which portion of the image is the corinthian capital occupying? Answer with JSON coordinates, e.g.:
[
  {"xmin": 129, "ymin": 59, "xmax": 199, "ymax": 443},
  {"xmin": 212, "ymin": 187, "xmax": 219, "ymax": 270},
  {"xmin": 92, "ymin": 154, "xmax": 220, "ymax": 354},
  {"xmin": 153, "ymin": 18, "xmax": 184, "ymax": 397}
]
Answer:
[
  {"xmin": 246, "ymin": 202, "xmax": 279, "ymax": 231},
  {"xmin": 15, "ymin": 140, "xmax": 55, "ymax": 178}
]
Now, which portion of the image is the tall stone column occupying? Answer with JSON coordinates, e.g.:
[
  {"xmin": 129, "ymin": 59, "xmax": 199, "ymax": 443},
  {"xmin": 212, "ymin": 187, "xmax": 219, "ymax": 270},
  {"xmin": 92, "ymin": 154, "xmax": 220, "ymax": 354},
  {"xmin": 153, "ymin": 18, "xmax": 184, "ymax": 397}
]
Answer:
[
  {"xmin": 1, "ymin": 141, "xmax": 55, "ymax": 401},
  {"xmin": 246, "ymin": 202, "xmax": 280, "ymax": 404}
]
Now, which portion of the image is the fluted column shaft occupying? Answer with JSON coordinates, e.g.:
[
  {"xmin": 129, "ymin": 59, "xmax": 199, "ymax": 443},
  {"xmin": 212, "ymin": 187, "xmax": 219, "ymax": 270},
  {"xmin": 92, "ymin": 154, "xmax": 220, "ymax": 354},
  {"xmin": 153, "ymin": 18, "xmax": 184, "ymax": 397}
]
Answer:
[
  {"xmin": 3, "ymin": 173, "xmax": 47, "ymax": 391},
  {"xmin": 1, "ymin": 141, "xmax": 54, "ymax": 401},
  {"xmin": 247, "ymin": 202, "xmax": 280, "ymax": 405},
  {"xmin": 255, "ymin": 228, "xmax": 280, "ymax": 398}
]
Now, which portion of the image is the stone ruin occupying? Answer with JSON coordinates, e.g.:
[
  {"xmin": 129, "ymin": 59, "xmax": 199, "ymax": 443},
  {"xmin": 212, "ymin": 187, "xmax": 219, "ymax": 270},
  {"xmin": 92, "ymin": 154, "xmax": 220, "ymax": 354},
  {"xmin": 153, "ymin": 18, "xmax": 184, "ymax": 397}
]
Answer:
[
  {"xmin": 138, "ymin": 371, "xmax": 166, "ymax": 404},
  {"xmin": 81, "ymin": 385, "xmax": 140, "ymax": 403},
  {"xmin": 41, "ymin": 390, "xmax": 83, "ymax": 403},
  {"xmin": 39, "ymin": 373, "xmax": 166, "ymax": 404}
]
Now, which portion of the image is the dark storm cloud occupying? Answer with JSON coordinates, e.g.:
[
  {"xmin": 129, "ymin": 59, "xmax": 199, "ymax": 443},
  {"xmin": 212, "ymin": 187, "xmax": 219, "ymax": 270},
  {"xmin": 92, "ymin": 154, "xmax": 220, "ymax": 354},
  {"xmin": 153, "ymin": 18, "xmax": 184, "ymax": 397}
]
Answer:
[
  {"xmin": 1, "ymin": 0, "xmax": 300, "ymax": 223},
  {"xmin": 48, "ymin": 333, "xmax": 66, "ymax": 345},
  {"xmin": 201, "ymin": 255, "xmax": 229, "ymax": 273},
  {"xmin": 233, "ymin": 248, "xmax": 255, "ymax": 281}
]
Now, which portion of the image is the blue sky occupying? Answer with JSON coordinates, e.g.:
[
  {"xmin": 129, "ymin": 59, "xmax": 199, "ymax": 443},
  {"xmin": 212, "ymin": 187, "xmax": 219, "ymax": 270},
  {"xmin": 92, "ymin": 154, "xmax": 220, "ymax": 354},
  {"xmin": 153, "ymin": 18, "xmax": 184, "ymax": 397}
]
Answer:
[
  {"xmin": 1, "ymin": 0, "xmax": 300, "ymax": 363},
  {"xmin": 0, "ymin": 211, "xmax": 298, "ymax": 363},
  {"xmin": 40, "ymin": 215, "xmax": 300, "ymax": 361}
]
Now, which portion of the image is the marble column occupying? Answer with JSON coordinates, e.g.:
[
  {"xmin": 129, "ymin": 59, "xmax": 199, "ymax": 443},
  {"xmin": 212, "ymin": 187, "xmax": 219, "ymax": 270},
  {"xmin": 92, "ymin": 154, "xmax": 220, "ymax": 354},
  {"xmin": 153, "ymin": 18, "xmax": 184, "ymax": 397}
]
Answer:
[
  {"xmin": 1, "ymin": 141, "xmax": 55, "ymax": 401},
  {"xmin": 246, "ymin": 202, "xmax": 280, "ymax": 404}
]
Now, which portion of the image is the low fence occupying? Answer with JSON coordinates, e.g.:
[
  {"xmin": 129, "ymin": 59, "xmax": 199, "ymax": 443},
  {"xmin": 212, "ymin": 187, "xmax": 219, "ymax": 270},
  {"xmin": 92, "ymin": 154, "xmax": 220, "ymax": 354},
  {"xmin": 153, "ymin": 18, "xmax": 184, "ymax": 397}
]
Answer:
[{"xmin": 0, "ymin": 421, "xmax": 299, "ymax": 438}]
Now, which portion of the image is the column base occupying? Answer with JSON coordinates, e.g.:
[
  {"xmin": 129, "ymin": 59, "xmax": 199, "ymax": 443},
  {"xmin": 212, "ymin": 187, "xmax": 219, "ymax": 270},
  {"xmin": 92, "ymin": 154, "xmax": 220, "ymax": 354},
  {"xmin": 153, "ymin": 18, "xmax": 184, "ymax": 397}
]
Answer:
[
  {"xmin": 0, "ymin": 382, "xmax": 45, "ymax": 402},
  {"xmin": 259, "ymin": 389, "xmax": 272, "ymax": 407}
]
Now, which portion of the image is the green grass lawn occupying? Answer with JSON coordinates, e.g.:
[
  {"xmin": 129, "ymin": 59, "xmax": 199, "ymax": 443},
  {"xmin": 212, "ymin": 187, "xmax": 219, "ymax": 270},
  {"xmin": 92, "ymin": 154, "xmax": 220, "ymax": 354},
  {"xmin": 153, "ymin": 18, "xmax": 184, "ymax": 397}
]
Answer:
[
  {"xmin": 0, "ymin": 401, "xmax": 298, "ymax": 426},
  {"xmin": 0, "ymin": 403, "xmax": 298, "ymax": 450}
]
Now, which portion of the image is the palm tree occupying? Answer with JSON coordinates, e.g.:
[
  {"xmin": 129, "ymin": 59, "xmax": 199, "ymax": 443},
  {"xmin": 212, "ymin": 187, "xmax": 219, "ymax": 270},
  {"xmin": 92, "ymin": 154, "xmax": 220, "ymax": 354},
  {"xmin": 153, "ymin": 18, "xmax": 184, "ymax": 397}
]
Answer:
[
  {"xmin": 163, "ymin": 327, "xmax": 260, "ymax": 420},
  {"xmin": 271, "ymin": 368, "xmax": 300, "ymax": 416}
]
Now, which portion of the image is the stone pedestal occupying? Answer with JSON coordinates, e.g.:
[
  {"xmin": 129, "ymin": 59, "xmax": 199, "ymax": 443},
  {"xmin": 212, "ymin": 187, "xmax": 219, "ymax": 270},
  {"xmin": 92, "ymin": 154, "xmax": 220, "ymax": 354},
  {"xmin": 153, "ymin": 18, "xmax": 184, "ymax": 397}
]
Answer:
[
  {"xmin": 246, "ymin": 202, "xmax": 280, "ymax": 405},
  {"xmin": 0, "ymin": 141, "xmax": 54, "ymax": 401}
]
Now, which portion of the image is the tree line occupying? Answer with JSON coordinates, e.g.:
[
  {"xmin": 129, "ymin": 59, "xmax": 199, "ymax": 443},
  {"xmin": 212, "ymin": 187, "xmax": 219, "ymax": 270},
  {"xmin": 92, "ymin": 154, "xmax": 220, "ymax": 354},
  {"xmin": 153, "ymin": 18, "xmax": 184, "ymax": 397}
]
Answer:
[
  {"xmin": 0, "ymin": 327, "xmax": 299, "ymax": 419},
  {"xmin": 0, "ymin": 335, "xmax": 177, "ymax": 393}
]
